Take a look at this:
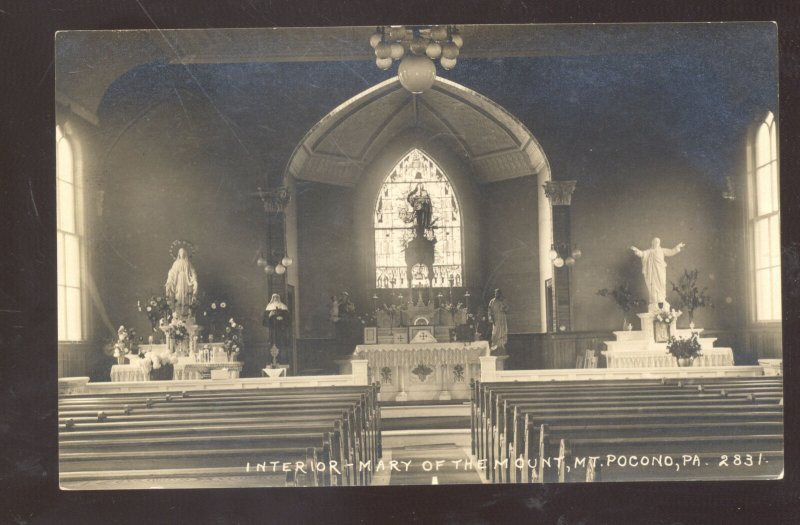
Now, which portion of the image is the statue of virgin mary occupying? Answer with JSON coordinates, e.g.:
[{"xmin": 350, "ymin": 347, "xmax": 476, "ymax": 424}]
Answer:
[{"xmin": 165, "ymin": 241, "xmax": 198, "ymax": 320}]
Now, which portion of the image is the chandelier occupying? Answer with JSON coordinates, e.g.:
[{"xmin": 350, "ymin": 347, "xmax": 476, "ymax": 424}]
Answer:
[{"xmin": 370, "ymin": 25, "xmax": 463, "ymax": 94}]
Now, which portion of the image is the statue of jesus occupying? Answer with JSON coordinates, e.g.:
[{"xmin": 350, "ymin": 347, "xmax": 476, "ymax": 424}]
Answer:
[{"xmin": 630, "ymin": 238, "xmax": 685, "ymax": 309}]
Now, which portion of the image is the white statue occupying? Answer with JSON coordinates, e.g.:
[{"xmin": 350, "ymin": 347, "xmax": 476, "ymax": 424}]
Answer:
[
  {"xmin": 165, "ymin": 246, "xmax": 198, "ymax": 320},
  {"xmin": 630, "ymin": 237, "xmax": 685, "ymax": 308},
  {"xmin": 488, "ymin": 288, "xmax": 509, "ymax": 354}
]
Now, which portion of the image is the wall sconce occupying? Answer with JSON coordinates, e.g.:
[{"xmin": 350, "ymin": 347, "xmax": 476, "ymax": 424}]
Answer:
[{"xmin": 550, "ymin": 244, "xmax": 581, "ymax": 268}]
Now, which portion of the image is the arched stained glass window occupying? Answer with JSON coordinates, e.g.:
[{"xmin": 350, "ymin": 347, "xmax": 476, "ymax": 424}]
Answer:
[{"xmin": 374, "ymin": 149, "xmax": 463, "ymax": 289}]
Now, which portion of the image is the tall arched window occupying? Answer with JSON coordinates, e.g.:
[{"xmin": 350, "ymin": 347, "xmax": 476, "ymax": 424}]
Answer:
[
  {"xmin": 57, "ymin": 125, "xmax": 84, "ymax": 341},
  {"xmin": 749, "ymin": 112, "xmax": 780, "ymax": 322},
  {"xmin": 374, "ymin": 149, "xmax": 463, "ymax": 289}
]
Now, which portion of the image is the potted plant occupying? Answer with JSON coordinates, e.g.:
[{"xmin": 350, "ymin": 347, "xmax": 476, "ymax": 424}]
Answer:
[
  {"xmin": 666, "ymin": 333, "xmax": 702, "ymax": 367},
  {"xmin": 670, "ymin": 268, "xmax": 713, "ymax": 328},
  {"xmin": 597, "ymin": 282, "xmax": 645, "ymax": 330}
]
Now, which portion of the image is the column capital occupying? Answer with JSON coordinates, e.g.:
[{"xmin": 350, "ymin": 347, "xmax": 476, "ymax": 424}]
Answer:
[
  {"xmin": 543, "ymin": 180, "xmax": 577, "ymax": 206},
  {"xmin": 258, "ymin": 186, "xmax": 291, "ymax": 213}
]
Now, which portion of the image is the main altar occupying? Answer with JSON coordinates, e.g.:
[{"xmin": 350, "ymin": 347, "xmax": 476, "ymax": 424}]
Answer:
[{"xmin": 339, "ymin": 331, "xmax": 490, "ymax": 402}]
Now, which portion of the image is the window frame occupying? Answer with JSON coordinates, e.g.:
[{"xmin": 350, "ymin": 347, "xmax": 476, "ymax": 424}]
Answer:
[
  {"xmin": 746, "ymin": 111, "xmax": 781, "ymax": 325},
  {"xmin": 57, "ymin": 124, "xmax": 86, "ymax": 342}
]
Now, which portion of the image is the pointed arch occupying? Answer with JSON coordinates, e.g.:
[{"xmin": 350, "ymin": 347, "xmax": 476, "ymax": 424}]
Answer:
[{"xmin": 373, "ymin": 148, "xmax": 463, "ymax": 289}]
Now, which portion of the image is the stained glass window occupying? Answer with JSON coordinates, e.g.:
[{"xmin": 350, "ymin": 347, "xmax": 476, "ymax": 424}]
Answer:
[{"xmin": 374, "ymin": 149, "xmax": 463, "ymax": 289}]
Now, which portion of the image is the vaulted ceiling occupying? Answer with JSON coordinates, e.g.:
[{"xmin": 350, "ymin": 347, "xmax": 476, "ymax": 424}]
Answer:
[{"xmin": 287, "ymin": 77, "xmax": 548, "ymax": 186}]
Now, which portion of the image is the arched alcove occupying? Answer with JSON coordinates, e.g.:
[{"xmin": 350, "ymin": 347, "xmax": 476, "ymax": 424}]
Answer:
[{"xmin": 284, "ymin": 77, "xmax": 554, "ymax": 335}]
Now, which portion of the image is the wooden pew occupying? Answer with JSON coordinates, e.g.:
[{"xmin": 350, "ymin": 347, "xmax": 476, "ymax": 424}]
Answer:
[
  {"xmin": 473, "ymin": 377, "xmax": 782, "ymax": 482},
  {"xmin": 491, "ymin": 390, "xmax": 781, "ymax": 482},
  {"xmin": 59, "ymin": 384, "xmax": 381, "ymax": 489}
]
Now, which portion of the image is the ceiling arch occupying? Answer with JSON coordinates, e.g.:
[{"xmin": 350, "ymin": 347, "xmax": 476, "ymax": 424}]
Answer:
[{"xmin": 285, "ymin": 77, "xmax": 550, "ymax": 186}]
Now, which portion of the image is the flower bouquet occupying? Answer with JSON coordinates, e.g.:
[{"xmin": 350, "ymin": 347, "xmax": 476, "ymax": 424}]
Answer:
[
  {"xmin": 222, "ymin": 318, "xmax": 244, "ymax": 362},
  {"xmin": 666, "ymin": 332, "xmax": 702, "ymax": 366},
  {"xmin": 112, "ymin": 325, "xmax": 139, "ymax": 365},
  {"xmin": 138, "ymin": 347, "xmax": 180, "ymax": 380},
  {"xmin": 138, "ymin": 296, "xmax": 171, "ymax": 341},
  {"xmin": 654, "ymin": 308, "xmax": 680, "ymax": 325}
]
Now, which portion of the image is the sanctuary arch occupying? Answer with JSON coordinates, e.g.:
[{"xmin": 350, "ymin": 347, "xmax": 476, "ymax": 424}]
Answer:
[{"xmin": 282, "ymin": 77, "xmax": 556, "ymax": 335}]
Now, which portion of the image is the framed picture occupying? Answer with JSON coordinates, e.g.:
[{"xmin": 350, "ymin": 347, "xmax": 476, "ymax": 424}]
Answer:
[{"xmin": 363, "ymin": 326, "xmax": 377, "ymax": 344}]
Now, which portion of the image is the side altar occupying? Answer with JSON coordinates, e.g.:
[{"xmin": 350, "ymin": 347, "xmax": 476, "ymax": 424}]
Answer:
[
  {"xmin": 338, "ymin": 331, "xmax": 492, "ymax": 402},
  {"xmin": 602, "ymin": 305, "xmax": 734, "ymax": 368}
]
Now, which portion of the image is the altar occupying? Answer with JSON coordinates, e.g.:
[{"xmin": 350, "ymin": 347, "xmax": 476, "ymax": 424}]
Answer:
[
  {"xmin": 339, "ymin": 337, "xmax": 491, "ymax": 402},
  {"xmin": 602, "ymin": 315, "xmax": 735, "ymax": 368}
]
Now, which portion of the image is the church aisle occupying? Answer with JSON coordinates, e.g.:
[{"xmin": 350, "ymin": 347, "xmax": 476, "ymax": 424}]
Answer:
[{"xmin": 386, "ymin": 443, "xmax": 484, "ymax": 485}]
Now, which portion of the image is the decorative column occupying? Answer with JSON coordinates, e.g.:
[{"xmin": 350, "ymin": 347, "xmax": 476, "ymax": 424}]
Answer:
[
  {"xmin": 543, "ymin": 180, "xmax": 577, "ymax": 332},
  {"xmin": 258, "ymin": 185, "xmax": 293, "ymax": 370}
]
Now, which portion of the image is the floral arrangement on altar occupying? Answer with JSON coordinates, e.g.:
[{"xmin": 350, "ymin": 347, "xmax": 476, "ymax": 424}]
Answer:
[
  {"xmin": 137, "ymin": 347, "xmax": 180, "ymax": 377},
  {"xmin": 671, "ymin": 268, "xmax": 713, "ymax": 323},
  {"xmin": 654, "ymin": 309, "xmax": 680, "ymax": 325},
  {"xmin": 138, "ymin": 296, "xmax": 171, "ymax": 332},
  {"xmin": 160, "ymin": 316, "xmax": 189, "ymax": 342},
  {"xmin": 222, "ymin": 318, "xmax": 244, "ymax": 361},
  {"xmin": 112, "ymin": 325, "xmax": 139, "ymax": 364},
  {"xmin": 666, "ymin": 332, "xmax": 702, "ymax": 361}
]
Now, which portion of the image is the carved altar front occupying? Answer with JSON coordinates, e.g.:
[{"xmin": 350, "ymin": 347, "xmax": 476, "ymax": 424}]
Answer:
[{"xmin": 339, "ymin": 339, "xmax": 490, "ymax": 402}]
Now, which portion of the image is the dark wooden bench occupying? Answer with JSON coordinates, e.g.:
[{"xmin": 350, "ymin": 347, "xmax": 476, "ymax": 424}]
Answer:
[
  {"xmin": 488, "ymin": 391, "xmax": 780, "ymax": 482},
  {"xmin": 59, "ymin": 384, "xmax": 381, "ymax": 488}
]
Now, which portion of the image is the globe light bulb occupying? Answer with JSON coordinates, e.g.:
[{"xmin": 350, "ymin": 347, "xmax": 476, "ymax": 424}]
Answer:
[
  {"xmin": 264, "ymin": 265, "xmax": 275, "ymax": 275},
  {"xmin": 553, "ymin": 257, "xmax": 565, "ymax": 268},
  {"xmin": 425, "ymin": 42, "xmax": 442, "ymax": 59},
  {"xmin": 549, "ymin": 249, "xmax": 558, "ymax": 260},
  {"xmin": 256, "ymin": 256, "xmax": 267, "ymax": 268},
  {"xmin": 430, "ymin": 25, "xmax": 448, "ymax": 41},
  {"xmin": 397, "ymin": 55, "xmax": 437, "ymax": 94},
  {"xmin": 375, "ymin": 42, "xmax": 392, "ymax": 59},
  {"xmin": 442, "ymin": 41, "xmax": 459, "ymax": 60},
  {"xmin": 376, "ymin": 57, "xmax": 393, "ymax": 70},
  {"xmin": 572, "ymin": 248, "xmax": 582, "ymax": 259},
  {"xmin": 451, "ymin": 34, "xmax": 464, "ymax": 48},
  {"xmin": 440, "ymin": 57, "xmax": 457, "ymax": 70},
  {"xmin": 410, "ymin": 37, "xmax": 428, "ymax": 55},
  {"xmin": 369, "ymin": 32, "xmax": 382, "ymax": 49},
  {"xmin": 565, "ymin": 256, "xmax": 576, "ymax": 267},
  {"xmin": 281, "ymin": 256, "xmax": 293, "ymax": 267},
  {"xmin": 275, "ymin": 264, "xmax": 286, "ymax": 275},
  {"xmin": 390, "ymin": 43, "xmax": 405, "ymax": 60}
]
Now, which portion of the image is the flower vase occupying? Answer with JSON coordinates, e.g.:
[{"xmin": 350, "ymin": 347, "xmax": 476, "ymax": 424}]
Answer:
[
  {"xmin": 676, "ymin": 357, "xmax": 695, "ymax": 367},
  {"xmin": 117, "ymin": 356, "xmax": 126, "ymax": 365}
]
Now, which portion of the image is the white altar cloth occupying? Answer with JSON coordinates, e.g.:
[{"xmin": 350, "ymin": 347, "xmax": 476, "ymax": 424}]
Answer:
[
  {"xmin": 348, "ymin": 340, "xmax": 491, "ymax": 402},
  {"xmin": 174, "ymin": 361, "xmax": 243, "ymax": 380},
  {"xmin": 353, "ymin": 340, "xmax": 490, "ymax": 367},
  {"xmin": 603, "ymin": 347, "xmax": 734, "ymax": 368},
  {"xmin": 110, "ymin": 364, "xmax": 149, "ymax": 382}
]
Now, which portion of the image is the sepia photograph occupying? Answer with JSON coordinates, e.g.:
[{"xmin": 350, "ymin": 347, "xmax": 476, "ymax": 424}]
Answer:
[{"xmin": 54, "ymin": 23, "xmax": 783, "ymax": 490}]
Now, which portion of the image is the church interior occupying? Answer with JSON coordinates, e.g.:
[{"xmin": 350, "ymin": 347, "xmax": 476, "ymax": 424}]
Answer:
[{"xmin": 55, "ymin": 24, "xmax": 783, "ymax": 487}]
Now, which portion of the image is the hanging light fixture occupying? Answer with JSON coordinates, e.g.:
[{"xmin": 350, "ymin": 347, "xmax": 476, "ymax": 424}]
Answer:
[
  {"xmin": 550, "ymin": 243, "xmax": 582, "ymax": 268},
  {"xmin": 370, "ymin": 25, "xmax": 463, "ymax": 94}
]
